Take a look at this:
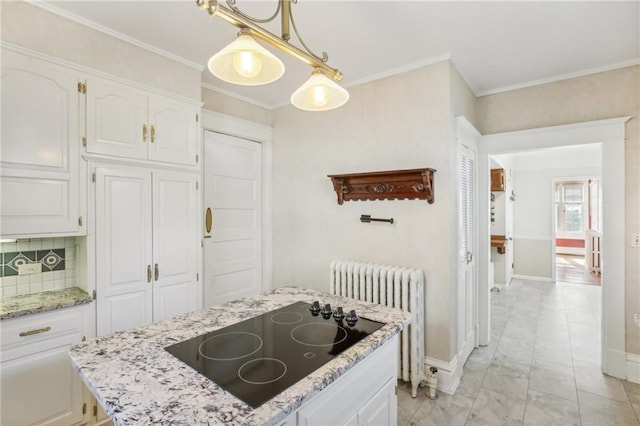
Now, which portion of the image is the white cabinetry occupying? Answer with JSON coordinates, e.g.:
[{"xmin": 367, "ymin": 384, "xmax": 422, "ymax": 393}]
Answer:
[
  {"xmin": 94, "ymin": 165, "xmax": 199, "ymax": 336},
  {"xmin": 86, "ymin": 77, "xmax": 199, "ymax": 166},
  {"xmin": 0, "ymin": 49, "xmax": 84, "ymax": 237},
  {"xmin": 0, "ymin": 305, "xmax": 91, "ymax": 425},
  {"xmin": 296, "ymin": 336, "xmax": 398, "ymax": 426}
]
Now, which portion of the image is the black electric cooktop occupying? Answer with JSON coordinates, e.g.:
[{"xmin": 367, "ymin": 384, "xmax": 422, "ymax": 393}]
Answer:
[{"xmin": 165, "ymin": 301, "xmax": 384, "ymax": 408}]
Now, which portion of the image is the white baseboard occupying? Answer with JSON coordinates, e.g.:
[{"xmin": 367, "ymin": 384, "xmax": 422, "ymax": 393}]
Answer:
[
  {"xmin": 512, "ymin": 274, "xmax": 553, "ymax": 282},
  {"xmin": 425, "ymin": 356, "xmax": 462, "ymax": 395},
  {"xmin": 627, "ymin": 353, "xmax": 640, "ymax": 384},
  {"xmin": 603, "ymin": 347, "xmax": 628, "ymax": 379}
]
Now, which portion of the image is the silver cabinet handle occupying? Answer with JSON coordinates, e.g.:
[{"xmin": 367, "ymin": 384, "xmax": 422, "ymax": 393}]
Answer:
[
  {"xmin": 154, "ymin": 263, "xmax": 159, "ymax": 281},
  {"xmin": 20, "ymin": 326, "xmax": 51, "ymax": 337}
]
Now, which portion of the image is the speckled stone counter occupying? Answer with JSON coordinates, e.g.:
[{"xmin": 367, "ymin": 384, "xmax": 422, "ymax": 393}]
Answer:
[
  {"xmin": 70, "ymin": 287, "xmax": 410, "ymax": 426},
  {"xmin": 0, "ymin": 287, "xmax": 93, "ymax": 320}
]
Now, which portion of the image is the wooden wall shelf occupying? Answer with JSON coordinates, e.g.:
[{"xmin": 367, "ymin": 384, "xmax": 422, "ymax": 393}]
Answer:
[
  {"xmin": 491, "ymin": 235, "xmax": 507, "ymax": 254},
  {"xmin": 328, "ymin": 168, "xmax": 436, "ymax": 205}
]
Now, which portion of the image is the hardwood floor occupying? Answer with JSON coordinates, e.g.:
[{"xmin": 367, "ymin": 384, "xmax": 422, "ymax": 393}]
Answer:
[{"xmin": 556, "ymin": 254, "xmax": 601, "ymax": 286}]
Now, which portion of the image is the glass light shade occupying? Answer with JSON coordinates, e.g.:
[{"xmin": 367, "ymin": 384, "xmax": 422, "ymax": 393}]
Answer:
[
  {"xmin": 290, "ymin": 69, "xmax": 349, "ymax": 111},
  {"xmin": 208, "ymin": 32, "xmax": 284, "ymax": 86}
]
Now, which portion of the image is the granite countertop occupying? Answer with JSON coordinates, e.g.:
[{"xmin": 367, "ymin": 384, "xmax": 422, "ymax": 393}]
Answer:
[
  {"xmin": 0, "ymin": 287, "xmax": 93, "ymax": 320},
  {"xmin": 70, "ymin": 287, "xmax": 410, "ymax": 426}
]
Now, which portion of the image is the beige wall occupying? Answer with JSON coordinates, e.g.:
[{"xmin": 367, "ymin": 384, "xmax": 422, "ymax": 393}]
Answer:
[
  {"xmin": 201, "ymin": 87, "xmax": 272, "ymax": 126},
  {"xmin": 271, "ymin": 61, "xmax": 459, "ymax": 362},
  {"xmin": 1, "ymin": 1, "xmax": 201, "ymax": 100},
  {"xmin": 477, "ymin": 65, "xmax": 640, "ymax": 355}
]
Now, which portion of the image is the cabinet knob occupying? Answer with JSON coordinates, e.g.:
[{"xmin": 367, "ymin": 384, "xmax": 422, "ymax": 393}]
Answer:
[
  {"xmin": 147, "ymin": 265, "xmax": 152, "ymax": 283},
  {"xmin": 142, "ymin": 124, "xmax": 148, "ymax": 142},
  {"xmin": 150, "ymin": 125, "xmax": 156, "ymax": 143},
  {"xmin": 154, "ymin": 263, "xmax": 159, "ymax": 281}
]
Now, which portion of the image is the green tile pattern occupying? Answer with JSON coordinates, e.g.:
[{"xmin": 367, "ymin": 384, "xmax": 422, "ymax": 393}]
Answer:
[{"xmin": 0, "ymin": 249, "xmax": 66, "ymax": 277}]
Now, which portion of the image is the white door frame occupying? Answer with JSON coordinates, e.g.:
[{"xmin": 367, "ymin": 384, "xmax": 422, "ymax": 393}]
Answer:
[
  {"xmin": 200, "ymin": 110, "xmax": 273, "ymax": 294},
  {"xmin": 477, "ymin": 116, "xmax": 630, "ymax": 378}
]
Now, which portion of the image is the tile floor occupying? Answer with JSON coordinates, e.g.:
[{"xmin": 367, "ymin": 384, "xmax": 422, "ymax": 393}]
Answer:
[{"xmin": 398, "ymin": 278, "xmax": 640, "ymax": 425}]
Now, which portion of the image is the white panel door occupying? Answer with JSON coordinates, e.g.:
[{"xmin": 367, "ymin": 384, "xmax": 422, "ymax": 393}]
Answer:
[
  {"xmin": 152, "ymin": 171, "xmax": 200, "ymax": 321},
  {"xmin": 457, "ymin": 142, "xmax": 477, "ymax": 363},
  {"xmin": 86, "ymin": 77, "xmax": 148, "ymax": 160},
  {"xmin": 1, "ymin": 344, "xmax": 84, "ymax": 425},
  {"xmin": 357, "ymin": 379, "xmax": 397, "ymax": 426},
  {"xmin": 0, "ymin": 49, "xmax": 80, "ymax": 236},
  {"xmin": 204, "ymin": 131, "xmax": 262, "ymax": 307},
  {"xmin": 148, "ymin": 96, "xmax": 199, "ymax": 166},
  {"xmin": 95, "ymin": 166, "xmax": 153, "ymax": 336}
]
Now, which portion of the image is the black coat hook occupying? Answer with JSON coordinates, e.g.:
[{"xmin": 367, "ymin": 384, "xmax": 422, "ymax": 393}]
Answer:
[{"xmin": 360, "ymin": 215, "xmax": 394, "ymax": 224}]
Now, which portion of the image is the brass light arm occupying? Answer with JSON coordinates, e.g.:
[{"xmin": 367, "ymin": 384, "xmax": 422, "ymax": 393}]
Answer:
[
  {"xmin": 196, "ymin": 0, "xmax": 343, "ymax": 81},
  {"xmin": 289, "ymin": 2, "xmax": 328, "ymax": 63},
  {"xmin": 225, "ymin": 0, "xmax": 281, "ymax": 24}
]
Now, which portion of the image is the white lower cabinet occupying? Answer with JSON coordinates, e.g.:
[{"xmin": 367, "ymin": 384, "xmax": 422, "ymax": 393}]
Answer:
[
  {"xmin": 94, "ymin": 164, "xmax": 200, "ymax": 336},
  {"xmin": 295, "ymin": 335, "xmax": 398, "ymax": 426},
  {"xmin": 0, "ymin": 305, "xmax": 91, "ymax": 426}
]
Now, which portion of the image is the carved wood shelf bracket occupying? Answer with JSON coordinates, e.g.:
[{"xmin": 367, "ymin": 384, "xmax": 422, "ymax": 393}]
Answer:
[{"xmin": 328, "ymin": 168, "xmax": 436, "ymax": 205}]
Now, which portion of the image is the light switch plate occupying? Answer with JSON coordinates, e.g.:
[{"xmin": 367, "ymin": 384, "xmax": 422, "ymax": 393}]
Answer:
[
  {"xmin": 18, "ymin": 263, "xmax": 41, "ymax": 275},
  {"xmin": 632, "ymin": 233, "xmax": 640, "ymax": 248},
  {"xmin": 634, "ymin": 313, "xmax": 640, "ymax": 328}
]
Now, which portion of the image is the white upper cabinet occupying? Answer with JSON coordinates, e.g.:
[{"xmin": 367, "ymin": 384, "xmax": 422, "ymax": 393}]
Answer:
[
  {"xmin": 149, "ymin": 97, "xmax": 200, "ymax": 166},
  {"xmin": 86, "ymin": 78, "xmax": 148, "ymax": 160},
  {"xmin": 0, "ymin": 49, "xmax": 83, "ymax": 237},
  {"xmin": 87, "ymin": 76, "xmax": 200, "ymax": 167}
]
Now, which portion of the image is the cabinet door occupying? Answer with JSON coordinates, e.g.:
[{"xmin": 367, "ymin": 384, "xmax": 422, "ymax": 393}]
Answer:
[
  {"xmin": 357, "ymin": 378, "xmax": 397, "ymax": 426},
  {"xmin": 95, "ymin": 166, "xmax": 153, "ymax": 336},
  {"xmin": 86, "ymin": 77, "xmax": 148, "ymax": 160},
  {"xmin": 152, "ymin": 171, "xmax": 199, "ymax": 321},
  {"xmin": 1, "ymin": 343, "xmax": 84, "ymax": 425},
  {"xmin": 0, "ymin": 49, "xmax": 80, "ymax": 236},
  {"xmin": 148, "ymin": 96, "xmax": 199, "ymax": 166}
]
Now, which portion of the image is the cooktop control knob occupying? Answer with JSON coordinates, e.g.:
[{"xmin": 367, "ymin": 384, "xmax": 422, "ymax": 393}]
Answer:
[
  {"xmin": 309, "ymin": 301, "xmax": 321, "ymax": 316},
  {"xmin": 333, "ymin": 306, "xmax": 345, "ymax": 322},
  {"xmin": 346, "ymin": 310, "xmax": 358, "ymax": 327},
  {"xmin": 321, "ymin": 303, "xmax": 333, "ymax": 319}
]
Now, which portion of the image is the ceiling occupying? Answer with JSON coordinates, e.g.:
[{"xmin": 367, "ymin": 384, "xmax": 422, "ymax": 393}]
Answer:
[{"xmin": 40, "ymin": 1, "xmax": 639, "ymax": 109}]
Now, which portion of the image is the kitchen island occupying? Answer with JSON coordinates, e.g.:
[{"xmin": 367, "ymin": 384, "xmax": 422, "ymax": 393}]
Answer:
[{"xmin": 70, "ymin": 287, "xmax": 410, "ymax": 425}]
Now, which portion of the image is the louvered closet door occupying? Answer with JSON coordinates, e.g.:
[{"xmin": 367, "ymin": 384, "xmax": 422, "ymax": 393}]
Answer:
[{"xmin": 457, "ymin": 142, "xmax": 477, "ymax": 364}]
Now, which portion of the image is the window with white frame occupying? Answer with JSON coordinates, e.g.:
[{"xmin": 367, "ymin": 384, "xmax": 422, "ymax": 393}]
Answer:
[{"xmin": 555, "ymin": 181, "xmax": 586, "ymax": 236}]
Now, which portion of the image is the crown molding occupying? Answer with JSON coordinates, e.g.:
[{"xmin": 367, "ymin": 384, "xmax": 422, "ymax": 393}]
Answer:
[
  {"xmin": 476, "ymin": 58, "xmax": 640, "ymax": 97},
  {"xmin": 201, "ymin": 82, "xmax": 275, "ymax": 110},
  {"xmin": 24, "ymin": 0, "xmax": 205, "ymax": 72}
]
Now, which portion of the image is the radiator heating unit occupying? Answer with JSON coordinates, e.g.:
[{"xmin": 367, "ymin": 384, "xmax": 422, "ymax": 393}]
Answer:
[
  {"xmin": 330, "ymin": 260, "xmax": 425, "ymax": 397},
  {"xmin": 586, "ymin": 230, "xmax": 602, "ymax": 274}
]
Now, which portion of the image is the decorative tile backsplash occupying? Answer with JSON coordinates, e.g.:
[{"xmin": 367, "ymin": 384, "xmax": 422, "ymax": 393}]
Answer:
[{"xmin": 0, "ymin": 237, "xmax": 77, "ymax": 298}]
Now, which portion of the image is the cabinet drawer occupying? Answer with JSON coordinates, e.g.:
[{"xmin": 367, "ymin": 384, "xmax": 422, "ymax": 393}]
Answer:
[{"xmin": 1, "ymin": 308, "xmax": 84, "ymax": 350}]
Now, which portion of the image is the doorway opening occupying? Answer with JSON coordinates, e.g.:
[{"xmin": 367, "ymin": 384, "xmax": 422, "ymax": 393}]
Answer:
[
  {"xmin": 553, "ymin": 177, "xmax": 602, "ymax": 287},
  {"xmin": 477, "ymin": 117, "xmax": 628, "ymax": 378}
]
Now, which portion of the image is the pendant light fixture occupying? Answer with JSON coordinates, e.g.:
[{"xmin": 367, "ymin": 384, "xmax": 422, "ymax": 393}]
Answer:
[
  {"xmin": 208, "ymin": 28, "xmax": 284, "ymax": 85},
  {"xmin": 291, "ymin": 68, "xmax": 349, "ymax": 111},
  {"xmin": 197, "ymin": 0, "xmax": 348, "ymax": 111}
]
